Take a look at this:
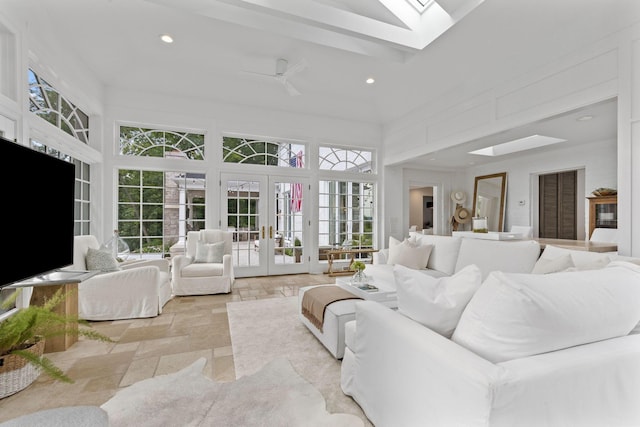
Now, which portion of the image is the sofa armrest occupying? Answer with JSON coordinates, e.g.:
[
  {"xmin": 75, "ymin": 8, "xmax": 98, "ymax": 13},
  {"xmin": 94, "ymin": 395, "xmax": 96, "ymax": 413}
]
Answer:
[
  {"xmin": 347, "ymin": 301, "xmax": 503, "ymax": 427},
  {"xmin": 82, "ymin": 266, "xmax": 160, "ymax": 294},
  {"xmin": 491, "ymin": 334, "xmax": 640, "ymax": 426},
  {"xmin": 372, "ymin": 249, "xmax": 388, "ymax": 265},
  {"xmin": 171, "ymin": 255, "xmax": 194, "ymax": 279},
  {"xmin": 120, "ymin": 258, "xmax": 169, "ymax": 273},
  {"xmin": 79, "ymin": 266, "xmax": 161, "ymax": 320},
  {"xmin": 222, "ymin": 254, "xmax": 234, "ymax": 283}
]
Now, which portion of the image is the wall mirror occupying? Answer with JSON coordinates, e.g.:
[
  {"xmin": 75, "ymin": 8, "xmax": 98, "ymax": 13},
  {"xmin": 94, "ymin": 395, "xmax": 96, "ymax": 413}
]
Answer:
[{"xmin": 472, "ymin": 172, "xmax": 507, "ymax": 232}]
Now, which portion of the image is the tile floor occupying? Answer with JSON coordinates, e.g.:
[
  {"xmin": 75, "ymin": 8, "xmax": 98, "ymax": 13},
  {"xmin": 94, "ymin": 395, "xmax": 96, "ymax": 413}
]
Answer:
[{"xmin": 0, "ymin": 273, "xmax": 335, "ymax": 422}]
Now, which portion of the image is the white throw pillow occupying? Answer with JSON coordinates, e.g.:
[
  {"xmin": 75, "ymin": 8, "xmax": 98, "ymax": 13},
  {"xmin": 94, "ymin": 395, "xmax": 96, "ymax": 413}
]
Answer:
[
  {"xmin": 86, "ymin": 247, "xmax": 121, "ymax": 272},
  {"xmin": 452, "ymin": 263, "xmax": 640, "ymax": 363},
  {"xmin": 539, "ymin": 245, "xmax": 611, "ymax": 270},
  {"xmin": 394, "ymin": 264, "xmax": 482, "ymax": 338},
  {"xmin": 195, "ymin": 241, "xmax": 225, "ymax": 263},
  {"xmin": 388, "ymin": 237, "xmax": 432, "ymax": 270},
  {"xmin": 413, "ymin": 235, "xmax": 462, "ymax": 275},
  {"xmin": 531, "ymin": 253, "xmax": 575, "ymax": 274}
]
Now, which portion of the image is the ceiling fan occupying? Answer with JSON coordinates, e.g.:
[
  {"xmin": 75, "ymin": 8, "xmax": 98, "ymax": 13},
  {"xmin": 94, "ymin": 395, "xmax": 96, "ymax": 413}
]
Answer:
[{"xmin": 242, "ymin": 58, "xmax": 308, "ymax": 96}]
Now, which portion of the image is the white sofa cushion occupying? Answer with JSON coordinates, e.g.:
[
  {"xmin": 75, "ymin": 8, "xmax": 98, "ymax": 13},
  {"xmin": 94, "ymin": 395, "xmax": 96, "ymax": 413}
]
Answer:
[
  {"xmin": 531, "ymin": 253, "xmax": 575, "ymax": 274},
  {"xmin": 454, "ymin": 239, "xmax": 541, "ymax": 280},
  {"xmin": 538, "ymin": 244, "xmax": 611, "ymax": 270},
  {"xmin": 395, "ymin": 264, "xmax": 482, "ymax": 338},
  {"xmin": 414, "ymin": 235, "xmax": 462, "ymax": 275},
  {"xmin": 388, "ymin": 236, "xmax": 433, "ymax": 270},
  {"xmin": 452, "ymin": 262, "xmax": 640, "ymax": 363}
]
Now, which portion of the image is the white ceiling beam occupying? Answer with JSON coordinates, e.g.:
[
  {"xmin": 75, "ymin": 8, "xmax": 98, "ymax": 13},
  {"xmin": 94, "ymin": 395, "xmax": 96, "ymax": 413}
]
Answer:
[
  {"xmin": 149, "ymin": 0, "xmax": 409, "ymax": 60},
  {"xmin": 376, "ymin": 0, "xmax": 422, "ymax": 30},
  {"xmin": 214, "ymin": 0, "xmax": 425, "ymax": 49}
]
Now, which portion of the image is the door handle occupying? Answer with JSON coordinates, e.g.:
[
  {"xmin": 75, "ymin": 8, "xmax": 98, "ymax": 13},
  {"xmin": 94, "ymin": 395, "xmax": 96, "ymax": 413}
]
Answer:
[
  {"xmin": 261, "ymin": 226, "xmax": 265, "ymax": 239},
  {"xmin": 270, "ymin": 226, "xmax": 273, "ymax": 239}
]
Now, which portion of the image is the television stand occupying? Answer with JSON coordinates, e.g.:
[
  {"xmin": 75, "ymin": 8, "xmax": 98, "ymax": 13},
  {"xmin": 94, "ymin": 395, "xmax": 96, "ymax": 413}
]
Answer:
[
  {"xmin": 30, "ymin": 283, "xmax": 79, "ymax": 353},
  {"xmin": 9, "ymin": 270, "xmax": 98, "ymax": 353}
]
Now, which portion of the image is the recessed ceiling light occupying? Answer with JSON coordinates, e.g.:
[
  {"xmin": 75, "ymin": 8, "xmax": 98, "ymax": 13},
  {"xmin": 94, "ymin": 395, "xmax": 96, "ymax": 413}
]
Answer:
[
  {"xmin": 469, "ymin": 135, "xmax": 567, "ymax": 157},
  {"xmin": 160, "ymin": 34, "xmax": 174, "ymax": 44},
  {"xmin": 366, "ymin": 77, "xmax": 375, "ymax": 84},
  {"xmin": 577, "ymin": 115, "xmax": 594, "ymax": 121}
]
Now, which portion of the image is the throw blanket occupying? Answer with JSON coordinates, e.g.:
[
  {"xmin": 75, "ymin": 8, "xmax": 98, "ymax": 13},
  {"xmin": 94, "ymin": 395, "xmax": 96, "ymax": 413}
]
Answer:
[{"xmin": 301, "ymin": 285, "xmax": 362, "ymax": 332}]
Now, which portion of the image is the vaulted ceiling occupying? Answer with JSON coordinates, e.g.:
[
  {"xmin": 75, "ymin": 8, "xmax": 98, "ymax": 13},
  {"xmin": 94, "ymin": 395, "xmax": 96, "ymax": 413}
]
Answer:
[{"xmin": 3, "ymin": 0, "xmax": 639, "ymax": 166}]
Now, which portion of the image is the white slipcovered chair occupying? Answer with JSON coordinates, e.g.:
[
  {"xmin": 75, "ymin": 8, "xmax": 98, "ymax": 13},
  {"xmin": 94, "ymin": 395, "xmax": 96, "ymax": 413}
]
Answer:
[
  {"xmin": 171, "ymin": 230, "xmax": 234, "ymax": 296},
  {"xmin": 70, "ymin": 235, "xmax": 172, "ymax": 321},
  {"xmin": 590, "ymin": 227, "xmax": 618, "ymax": 243}
]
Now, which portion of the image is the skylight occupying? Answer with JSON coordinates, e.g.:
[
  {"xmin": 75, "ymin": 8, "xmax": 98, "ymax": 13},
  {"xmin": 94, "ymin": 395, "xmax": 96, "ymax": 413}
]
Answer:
[
  {"xmin": 469, "ymin": 135, "xmax": 567, "ymax": 157},
  {"xmin": 407, "ymin": 0, "xmax": 433, "ymax": 13}
]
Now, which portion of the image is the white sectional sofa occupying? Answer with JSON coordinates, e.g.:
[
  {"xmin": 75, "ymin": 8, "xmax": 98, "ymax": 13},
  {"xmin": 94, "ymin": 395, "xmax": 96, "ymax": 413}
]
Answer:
[
  {"xmin": 299, "ymin": 234, "xmax": 541, "ymax": 359},
  {"xmin": 375, "ymin": 233, "xmax": 541, "ymax": 280},
  {"xmin": 341, "ymin": 248, "xmax": 640, "ymax": 426}
]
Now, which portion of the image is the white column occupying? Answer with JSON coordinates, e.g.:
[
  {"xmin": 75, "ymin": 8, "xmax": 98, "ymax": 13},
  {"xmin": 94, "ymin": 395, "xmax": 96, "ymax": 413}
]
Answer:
[{"xmin": 617, "ymin": 25, "xmax": 640, "ymax": 256}]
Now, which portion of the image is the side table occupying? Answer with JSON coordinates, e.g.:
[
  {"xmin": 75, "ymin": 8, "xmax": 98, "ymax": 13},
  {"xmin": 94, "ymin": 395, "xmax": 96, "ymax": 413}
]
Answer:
[
  {"xmin": 29, "ymin": 283, "xmax": 79, "ymax": 353},
  {"xmin": 10, "ymin": 270, "xmax": 97, "ymax": 354}
]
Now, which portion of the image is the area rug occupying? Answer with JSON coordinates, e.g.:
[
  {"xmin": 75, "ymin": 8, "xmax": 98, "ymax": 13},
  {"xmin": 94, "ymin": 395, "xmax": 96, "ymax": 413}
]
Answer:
[
  {"xmin": 227, "ymin": 296, "xmax": 369, "ymax": 425},
  {"xmin": 101, "ymin": 356, "xmax": 363, "ymax": 427}
]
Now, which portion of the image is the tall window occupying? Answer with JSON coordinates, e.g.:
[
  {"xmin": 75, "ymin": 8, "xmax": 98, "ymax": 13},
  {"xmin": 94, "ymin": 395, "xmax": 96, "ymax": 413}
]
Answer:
[
  {"xmin": 117, "ymin": 169, "xmax": 205, "ymax": 259},
  {"xmin": 118, "ymin": 125, "xmax": 208, "ymax": 258},
  {"xmin": 318, "ymin": 146, "xmax": 375, "ymax": 261},
  {"xmin": 28, "ymin": 69, "xmax": 89, "ymax": 144},
  {"xmin": 318, "ymin": 181, "xmax": 374, "ymax": 252},
  {"xmin": 223, "ymin": 136, "xmax": 305, "ymax": 167},
  {"xmin": 319, "ymin": 146, "xmax": 373, "ymax": 173},
  {"xmin": 30, "ymin": 140, "xmax": 91, "ymax": 235},
  {"xmin": 120, "ymin": 126, "xmax": 205, "ymax": 160}
]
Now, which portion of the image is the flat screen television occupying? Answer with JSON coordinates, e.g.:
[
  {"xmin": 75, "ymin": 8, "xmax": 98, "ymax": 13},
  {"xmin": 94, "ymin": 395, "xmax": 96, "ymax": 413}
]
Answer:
[{"xmin": 0, "ymin": 135, "xmax": 75, "ymax": 289}]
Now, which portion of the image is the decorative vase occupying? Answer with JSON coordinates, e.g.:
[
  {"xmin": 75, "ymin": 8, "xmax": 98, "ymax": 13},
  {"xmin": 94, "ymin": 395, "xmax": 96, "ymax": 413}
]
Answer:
[
  {"xmin": 472, "ymin": 217, "xmax": 488, "ymax": 233},
  {"xmin": 104, "ymin": 229, "xmax": 130, "ymax": 261},
  {"xmin": 351, "ymin": 269, "xmax": 368, "ymax": 286}
]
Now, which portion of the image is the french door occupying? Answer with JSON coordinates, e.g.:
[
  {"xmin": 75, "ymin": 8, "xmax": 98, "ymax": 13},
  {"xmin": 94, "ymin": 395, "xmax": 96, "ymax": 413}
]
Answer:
[{"xmin": 221, "ymin": 173, "xmax": 310, "ymax": 277}]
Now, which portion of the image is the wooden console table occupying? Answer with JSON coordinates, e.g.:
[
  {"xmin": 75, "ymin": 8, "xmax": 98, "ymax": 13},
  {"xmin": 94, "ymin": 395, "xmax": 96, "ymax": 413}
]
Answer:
[
  {"xmin": 325, "ymin": 248, "xmax": 378, "ymax": 277},
  {"xmin": 30, "ymin": 283, "xmax": 79, "ymax": 353},
  {"xmin": 535, "ymin": 238, "xmax": 617, "ymax": 253},
  {"xmin": 9, "ymin": 270, "xmax": 96, "ymax": 353}
]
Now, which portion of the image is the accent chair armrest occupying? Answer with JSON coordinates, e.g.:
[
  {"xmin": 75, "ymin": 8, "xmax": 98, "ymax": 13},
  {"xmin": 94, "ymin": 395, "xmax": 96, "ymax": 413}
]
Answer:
[{"xmin": 120, "ymin": 258, "xmax": 169, "ymax": 273}]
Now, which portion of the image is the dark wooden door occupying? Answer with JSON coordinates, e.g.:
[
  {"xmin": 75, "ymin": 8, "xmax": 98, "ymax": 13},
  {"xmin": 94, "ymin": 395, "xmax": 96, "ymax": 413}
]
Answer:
[{"xmin": 539, "ymin": 171, "xmax": 577, "ymax": 239}]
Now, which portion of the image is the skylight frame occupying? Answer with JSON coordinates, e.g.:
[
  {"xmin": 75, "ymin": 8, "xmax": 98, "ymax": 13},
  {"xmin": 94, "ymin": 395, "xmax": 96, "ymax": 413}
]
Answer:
[
  {"xmin": 406, "ymin": 0, "xmax": 434, "ymax": 13},
  {"xmin": 469, "ymin": 135, "xmax": 568, "ymax": 157}
]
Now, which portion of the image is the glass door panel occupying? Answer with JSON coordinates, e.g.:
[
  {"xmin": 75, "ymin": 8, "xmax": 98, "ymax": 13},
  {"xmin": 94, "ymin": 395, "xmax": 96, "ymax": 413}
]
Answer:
[
  {"xmin": 269, "ymin": 178, "xmax": 307, "ymax": 274},
  {"xmin": 222, "ymin": 174, "xmax": 308, "ymax": 277},
  {"xmin": 223, "ymin": 176, "xmax": 267, "ymax": 277}
]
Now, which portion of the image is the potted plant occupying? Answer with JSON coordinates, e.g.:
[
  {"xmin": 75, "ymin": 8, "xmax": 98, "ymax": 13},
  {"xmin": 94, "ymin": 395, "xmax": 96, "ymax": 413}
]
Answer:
[
  {"xmin": 294, "ymin": 237, "xmax": 302, "ymax": 263},
  {"xmin": 351, "ymin": 261, "xmax": 367, "ymax": 284},
  {"xmin": 0, "ymin": 288, "xmax": 113, "ymax": 398}
]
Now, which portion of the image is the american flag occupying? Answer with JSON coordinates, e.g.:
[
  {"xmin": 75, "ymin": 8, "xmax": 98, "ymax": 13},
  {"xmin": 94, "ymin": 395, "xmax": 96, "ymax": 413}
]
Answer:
[{"xmin": 290, "ymin": 151, "xmax": 303, "ymax": 213}]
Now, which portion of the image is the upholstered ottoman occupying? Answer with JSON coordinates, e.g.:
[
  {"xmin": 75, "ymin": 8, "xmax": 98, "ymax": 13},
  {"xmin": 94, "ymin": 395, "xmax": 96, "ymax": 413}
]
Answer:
[
  {"xmin": 298, "ymin": 285, "xmax": 361, "ymax": 359},
  {"xmin": 298, "ymin": 279, "xmax": 397, "ymax": 359}
]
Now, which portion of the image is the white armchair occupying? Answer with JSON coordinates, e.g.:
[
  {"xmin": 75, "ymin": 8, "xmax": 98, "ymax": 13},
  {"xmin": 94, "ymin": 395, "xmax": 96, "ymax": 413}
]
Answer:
[
  {"xmin": 171, "ymin": 230, "xmax": 234, "ymax": 296},
  {"xmin": 70, "ymin": 235, "xmax": 172, "ymax": 321}
]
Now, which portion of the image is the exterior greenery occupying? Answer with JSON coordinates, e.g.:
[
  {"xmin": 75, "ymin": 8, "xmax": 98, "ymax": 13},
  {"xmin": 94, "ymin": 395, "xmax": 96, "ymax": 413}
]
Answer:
[{"xmin": 120, "ymin": 126, "xmax": 205, "ymax": 160}]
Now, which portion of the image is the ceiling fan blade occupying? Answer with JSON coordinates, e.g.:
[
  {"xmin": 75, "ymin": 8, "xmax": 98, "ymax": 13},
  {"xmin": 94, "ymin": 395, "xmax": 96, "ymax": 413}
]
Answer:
[
  {"xmin": 282, "ymin": 79, "xmax": 301, "ymax": 96},
  {"xmin": 239, "ymin": 70, "xmax": 275, "ymax": 79},
  {"xmin": 282, "ymin": 58, "xmax": 308, "ymax": 78}
]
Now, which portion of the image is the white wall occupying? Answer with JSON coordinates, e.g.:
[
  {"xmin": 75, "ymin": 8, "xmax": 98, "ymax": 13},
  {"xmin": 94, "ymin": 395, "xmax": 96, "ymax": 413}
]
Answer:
[
  {"xmin": 464, "ymin": 138, "xmax": 616, "ymax": 239},
  {"xmin": 382, "ymin": 23, "xmax": 640, "ymax": 255},
  {"xmin": 102, "ymin": 88, "xmax": 382, "ymax": 242}
]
